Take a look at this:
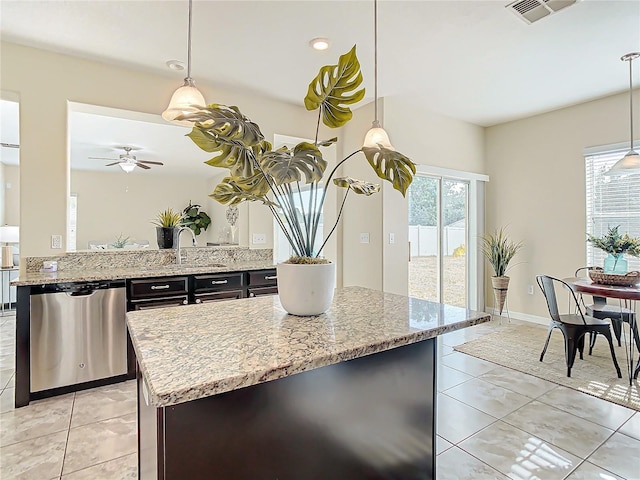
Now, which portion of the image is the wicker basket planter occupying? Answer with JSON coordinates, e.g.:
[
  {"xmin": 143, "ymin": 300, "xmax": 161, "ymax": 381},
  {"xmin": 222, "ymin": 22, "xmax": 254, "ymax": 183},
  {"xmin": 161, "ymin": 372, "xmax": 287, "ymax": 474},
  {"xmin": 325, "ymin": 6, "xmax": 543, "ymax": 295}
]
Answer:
[{"xmin": 491, "ymin": 276, "xmax": 510, "ymax": 315}]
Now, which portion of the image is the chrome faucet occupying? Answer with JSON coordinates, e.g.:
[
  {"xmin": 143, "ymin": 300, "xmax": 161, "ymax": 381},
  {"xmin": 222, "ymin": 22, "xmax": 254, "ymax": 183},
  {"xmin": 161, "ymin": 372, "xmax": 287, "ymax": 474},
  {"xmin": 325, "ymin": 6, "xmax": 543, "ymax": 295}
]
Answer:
[{"xmin": 176, "ymin": 227, "xmax": 197, "ymax": 264}]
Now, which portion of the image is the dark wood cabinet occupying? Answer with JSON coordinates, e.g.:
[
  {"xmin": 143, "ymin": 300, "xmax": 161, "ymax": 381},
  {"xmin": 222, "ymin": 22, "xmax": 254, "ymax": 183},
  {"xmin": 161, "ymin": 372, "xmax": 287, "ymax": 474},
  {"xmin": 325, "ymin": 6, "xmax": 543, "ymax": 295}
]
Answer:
[
  {"xmin": 129, "ymin": 276, "xmax": 189, "ymax": 298},
  {"xmin": 248, "ymin": 269, "xmax": 278, "ymax": 287},
  {"xmin": 128, "ymin": 277, "xmax": 189, "ymax": 311}
]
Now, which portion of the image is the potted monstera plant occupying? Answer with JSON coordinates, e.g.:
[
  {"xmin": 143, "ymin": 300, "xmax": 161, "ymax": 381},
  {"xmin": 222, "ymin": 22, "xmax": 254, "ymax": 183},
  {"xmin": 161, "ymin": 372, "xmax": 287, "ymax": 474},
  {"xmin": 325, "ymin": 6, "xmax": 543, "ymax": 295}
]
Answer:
[{"xmin": 180, "ymin": 46, "xmax": 415, "ymax": 315}]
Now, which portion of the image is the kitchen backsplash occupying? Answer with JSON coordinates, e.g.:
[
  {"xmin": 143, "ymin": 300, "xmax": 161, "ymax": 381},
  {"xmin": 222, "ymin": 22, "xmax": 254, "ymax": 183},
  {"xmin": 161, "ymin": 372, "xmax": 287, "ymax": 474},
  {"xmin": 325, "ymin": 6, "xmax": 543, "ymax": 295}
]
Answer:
[{"xmin": 25, "ymin": 247, "xmax": 273, "ymax": 272}]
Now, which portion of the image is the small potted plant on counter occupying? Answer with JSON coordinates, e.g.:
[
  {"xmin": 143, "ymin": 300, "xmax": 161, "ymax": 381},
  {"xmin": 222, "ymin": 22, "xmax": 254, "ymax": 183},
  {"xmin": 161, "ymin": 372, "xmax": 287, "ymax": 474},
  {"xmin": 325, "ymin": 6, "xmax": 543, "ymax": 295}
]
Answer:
[
  {"xmin": 181, "ymin": 201, "xmax": 212, "ymax": 237},
  {"xmin": 152, "ymin": 208, "xmax": 184, "ymax": 249}
]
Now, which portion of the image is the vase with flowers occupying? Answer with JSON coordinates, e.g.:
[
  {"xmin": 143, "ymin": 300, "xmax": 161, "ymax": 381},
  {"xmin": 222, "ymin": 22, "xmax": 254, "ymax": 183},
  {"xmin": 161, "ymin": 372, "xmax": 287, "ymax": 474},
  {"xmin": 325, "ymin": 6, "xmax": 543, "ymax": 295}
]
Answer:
[
  {"xmin": 587, "ymin": 225, "xmax": 640, "ymax": 274},
  {"xmin": 179, "ymin": 46, "xmax": 415, "ymax": 315}
]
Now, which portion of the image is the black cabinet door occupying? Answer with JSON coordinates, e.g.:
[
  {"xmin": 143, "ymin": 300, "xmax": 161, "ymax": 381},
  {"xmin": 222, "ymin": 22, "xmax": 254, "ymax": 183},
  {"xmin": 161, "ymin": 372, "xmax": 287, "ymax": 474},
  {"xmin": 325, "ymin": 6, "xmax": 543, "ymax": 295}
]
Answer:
[
  {"xmin": 193, "ymin": 273, "xmax": 244, "ymax": 293},
  {"xmin": 248, "ymin": 269, "xmax": 278, "ymax": 287},
  {"xmin": 129, "ymin": 277, "xmax": 189, "ymax": 299}
]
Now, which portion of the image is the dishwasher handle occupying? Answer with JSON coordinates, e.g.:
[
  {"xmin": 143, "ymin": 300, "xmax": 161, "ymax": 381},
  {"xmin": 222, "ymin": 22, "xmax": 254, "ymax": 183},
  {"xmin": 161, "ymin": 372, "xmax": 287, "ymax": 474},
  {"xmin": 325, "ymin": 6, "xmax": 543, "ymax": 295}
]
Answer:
[{"xmin": 67, "ymin": 289, "xmax": 99, "ymax": 297}]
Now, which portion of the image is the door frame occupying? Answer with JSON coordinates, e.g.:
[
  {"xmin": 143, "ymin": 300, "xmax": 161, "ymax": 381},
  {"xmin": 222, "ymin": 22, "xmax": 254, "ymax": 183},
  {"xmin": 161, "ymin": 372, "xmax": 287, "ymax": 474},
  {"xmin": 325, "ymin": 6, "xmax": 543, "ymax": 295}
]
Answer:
[{"xmin": 411, "ymin": 165, "xmax": 488, "ymax": 311}]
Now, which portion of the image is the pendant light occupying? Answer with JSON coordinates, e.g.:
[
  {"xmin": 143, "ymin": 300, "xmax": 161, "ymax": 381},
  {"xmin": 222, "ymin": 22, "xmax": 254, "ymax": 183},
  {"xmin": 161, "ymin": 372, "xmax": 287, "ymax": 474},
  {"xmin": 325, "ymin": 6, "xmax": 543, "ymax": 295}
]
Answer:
[
  {"xmin": 362, "ymin": 0, "xmax": 394, "ymax": 150},
  {"xmin": 605, "ymin": 52, "xmax": 640, "ymax": 176},
  {"xmin": 162, "ymin": 0, "xmax": 206, "ymax": 126}
]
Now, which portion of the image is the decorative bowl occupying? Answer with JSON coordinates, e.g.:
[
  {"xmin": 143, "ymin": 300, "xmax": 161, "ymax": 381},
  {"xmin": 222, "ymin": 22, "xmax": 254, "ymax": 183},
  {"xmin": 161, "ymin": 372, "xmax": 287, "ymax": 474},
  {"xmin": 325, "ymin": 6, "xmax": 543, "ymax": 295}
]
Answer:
[{"xmin": 588, "ymin": 269, "xmax": 640, "ymax": 287}]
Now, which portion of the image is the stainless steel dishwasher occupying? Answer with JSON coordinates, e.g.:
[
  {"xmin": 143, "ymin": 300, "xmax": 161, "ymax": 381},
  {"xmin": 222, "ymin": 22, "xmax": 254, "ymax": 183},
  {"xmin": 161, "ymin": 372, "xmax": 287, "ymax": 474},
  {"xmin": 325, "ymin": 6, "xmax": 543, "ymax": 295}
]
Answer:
[{"xmin": 30, "ymin": 281, "xmax": 127, "ymax": 392}]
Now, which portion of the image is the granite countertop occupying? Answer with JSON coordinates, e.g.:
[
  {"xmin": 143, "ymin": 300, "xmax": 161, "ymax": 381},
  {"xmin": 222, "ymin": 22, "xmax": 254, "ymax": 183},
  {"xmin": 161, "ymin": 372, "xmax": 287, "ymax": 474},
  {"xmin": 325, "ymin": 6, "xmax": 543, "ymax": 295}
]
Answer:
[
  {"xmin": 11, "ymin": 260, "xmax": 277, "ymax": 286},
  {"xmin": 127, "ymin": 286, "xmax": 490, "ymax": 407}
]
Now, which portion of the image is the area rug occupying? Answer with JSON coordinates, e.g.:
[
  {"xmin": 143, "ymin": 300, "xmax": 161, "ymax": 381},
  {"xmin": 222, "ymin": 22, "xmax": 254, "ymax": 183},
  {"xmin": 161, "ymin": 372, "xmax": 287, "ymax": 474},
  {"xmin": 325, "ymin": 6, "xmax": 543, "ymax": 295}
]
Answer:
[{"xmin": 454, "ymin": 324, "xmax": 639, "ymax": 411}]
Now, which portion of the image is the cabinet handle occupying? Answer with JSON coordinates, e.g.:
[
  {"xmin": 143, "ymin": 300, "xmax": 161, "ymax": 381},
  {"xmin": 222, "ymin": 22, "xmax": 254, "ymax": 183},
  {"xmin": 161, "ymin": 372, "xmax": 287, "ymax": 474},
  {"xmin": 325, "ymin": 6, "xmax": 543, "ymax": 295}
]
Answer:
[
  {"xmin": 195, "ymin": 299, "xmax": 202, "ymax": 304},
  {"xmin": 264, "ymin": 275, "xmax": 277, "ymax": 280},
  {"xmin": 150, "ymin": 285, "xmax": 170, "ymax": 290},
  {"xmin": 211, "ymin": 280, "xmax": 228, "ymax": 285}
]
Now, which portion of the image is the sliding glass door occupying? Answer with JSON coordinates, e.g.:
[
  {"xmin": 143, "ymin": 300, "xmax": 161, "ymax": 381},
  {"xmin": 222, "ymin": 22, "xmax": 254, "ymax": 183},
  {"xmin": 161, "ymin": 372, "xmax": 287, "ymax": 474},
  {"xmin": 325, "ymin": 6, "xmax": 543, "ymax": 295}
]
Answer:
[{"xmin": 409, "ymin": 175, "xmax": 469, "ymax": 308}]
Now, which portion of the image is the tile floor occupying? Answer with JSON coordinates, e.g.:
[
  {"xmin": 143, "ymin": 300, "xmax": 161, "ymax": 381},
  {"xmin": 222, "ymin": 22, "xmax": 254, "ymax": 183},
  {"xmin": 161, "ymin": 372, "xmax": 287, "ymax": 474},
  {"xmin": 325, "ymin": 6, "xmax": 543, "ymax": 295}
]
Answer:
[{"xmin": 0, "ymin": 313, "xmax": 639, "ymax": 479}]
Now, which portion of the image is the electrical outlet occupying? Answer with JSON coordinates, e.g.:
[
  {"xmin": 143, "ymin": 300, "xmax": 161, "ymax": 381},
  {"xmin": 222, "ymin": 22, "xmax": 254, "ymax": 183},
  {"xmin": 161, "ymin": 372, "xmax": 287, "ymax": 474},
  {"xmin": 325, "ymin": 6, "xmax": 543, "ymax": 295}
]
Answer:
[
  {"xmin": 51, "ymin": 234, "xmax": 63, "ymax": 249},
  {"xmin": 528, "ymin": 285, "xmax": 534, "ymax": 295},
  {"xmin": 359, "ymin": 232, "xmax": 370, "ymax": 244},
  {"xmin": 252, "ymin": 233, "xmax": 266, "ymax": 245},
  {"xmin": 389, "ymin": 233, "xmax": 395, "ymax": 244}
]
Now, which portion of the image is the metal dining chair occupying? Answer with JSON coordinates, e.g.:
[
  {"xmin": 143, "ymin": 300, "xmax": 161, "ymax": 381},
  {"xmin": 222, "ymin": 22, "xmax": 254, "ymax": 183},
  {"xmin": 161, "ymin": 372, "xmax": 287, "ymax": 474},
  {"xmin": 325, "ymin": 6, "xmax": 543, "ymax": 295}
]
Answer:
[
  {"xmin": 575, "ymin": 267, "xmax": 638, "ymax": 354},
  {"xmin": 536, "ymin": 275, "xmax": 622, "ymax": 378}
]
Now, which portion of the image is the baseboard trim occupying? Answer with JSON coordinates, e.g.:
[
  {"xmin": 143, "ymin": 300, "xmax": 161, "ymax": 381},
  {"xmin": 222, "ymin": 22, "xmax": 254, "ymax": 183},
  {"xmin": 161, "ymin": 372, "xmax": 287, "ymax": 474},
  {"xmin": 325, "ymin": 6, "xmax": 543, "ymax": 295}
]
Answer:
[{"xmin": 486, "ymin": 307, "xmax": 549, "ymax": 326}]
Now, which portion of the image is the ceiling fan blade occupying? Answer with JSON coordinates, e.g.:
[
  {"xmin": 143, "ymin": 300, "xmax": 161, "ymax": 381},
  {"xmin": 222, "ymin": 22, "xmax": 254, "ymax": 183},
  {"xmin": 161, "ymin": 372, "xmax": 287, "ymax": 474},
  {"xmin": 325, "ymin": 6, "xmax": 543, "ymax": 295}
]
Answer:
[
  {"xmin": 105, "ymin": 162, "xmax": 121, "ymax": 167},
  {"xmin": 89, "ymin": 156, "xmax": 117, "ymax": 161},
  {"xmin": 135, "ymin": 162, "xmax": 151, "ymax": 170},
  {"xmin": 137, "ymin": 160, "xmax": 164, "ymax": 165}
]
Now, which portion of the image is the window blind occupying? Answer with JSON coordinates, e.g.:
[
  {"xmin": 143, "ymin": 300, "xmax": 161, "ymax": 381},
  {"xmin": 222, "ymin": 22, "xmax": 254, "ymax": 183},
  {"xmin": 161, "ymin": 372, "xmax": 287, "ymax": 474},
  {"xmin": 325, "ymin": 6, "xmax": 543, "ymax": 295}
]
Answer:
[{"xmin": 585, "ymin": 149, "xmax": 640, "ymax": 271}]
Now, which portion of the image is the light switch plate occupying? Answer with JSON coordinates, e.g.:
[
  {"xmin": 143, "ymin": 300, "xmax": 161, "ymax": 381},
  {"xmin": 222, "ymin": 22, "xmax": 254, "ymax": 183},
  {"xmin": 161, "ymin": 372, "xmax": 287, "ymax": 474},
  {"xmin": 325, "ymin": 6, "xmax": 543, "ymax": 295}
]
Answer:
[
  {"xmin": 252, "ymin": 233, "xmax": 267, "ymax": 245},
  {"xmin": 389, "ymin": 233, "xmax": 395, "ymax": 244},
  {"xmin": 51, "ymin": 234, "xmax": 62, "ymax": 249},
  {"xmin": 359, "ymin": 232, "xmax": 370, "ymax": 244}
]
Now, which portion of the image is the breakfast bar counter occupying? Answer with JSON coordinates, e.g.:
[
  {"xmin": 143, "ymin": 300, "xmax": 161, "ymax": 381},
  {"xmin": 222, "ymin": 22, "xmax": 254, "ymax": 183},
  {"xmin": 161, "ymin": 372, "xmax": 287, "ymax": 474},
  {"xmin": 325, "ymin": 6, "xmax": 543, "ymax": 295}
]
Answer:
[{"xmin": 127, "ymin": 286, "xmax": 490, "ymax": 479}]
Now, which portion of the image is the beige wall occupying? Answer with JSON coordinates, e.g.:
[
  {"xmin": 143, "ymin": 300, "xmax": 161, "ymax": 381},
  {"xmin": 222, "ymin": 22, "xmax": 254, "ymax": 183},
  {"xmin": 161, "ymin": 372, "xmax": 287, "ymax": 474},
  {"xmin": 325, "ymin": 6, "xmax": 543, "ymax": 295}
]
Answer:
[
  {"xmin": 340, "ymin": 101, "xmax": 384, "ymax": 290},
  {"xmin": 2, "ymin": 165, "xmax": 20, "ymax": 226},
  {"xmin": 485, "ymin": 91, "xmax": 634, "ymax": 319},
  {"xmin": 383, "ymin": 97, "xmax": 486, "ymax": 295},
  {"xmin": 70, "ymin": 169, "xmax": 217, "ymax": 249},
  {"xmin": 1, "ymin": 41, "xmax": 316, "ymax": 258},
  {"xmin": 339, "ymin": 97, "xmax": 486, "ymax": 294}
]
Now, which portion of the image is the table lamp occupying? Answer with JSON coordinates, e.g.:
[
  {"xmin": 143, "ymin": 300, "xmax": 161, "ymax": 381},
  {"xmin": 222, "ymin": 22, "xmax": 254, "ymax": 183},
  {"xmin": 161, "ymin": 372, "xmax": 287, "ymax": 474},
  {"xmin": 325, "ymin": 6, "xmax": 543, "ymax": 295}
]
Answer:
[{"xmin": 0, "ymin": 225, "xmax": 19, "ymax": 268}]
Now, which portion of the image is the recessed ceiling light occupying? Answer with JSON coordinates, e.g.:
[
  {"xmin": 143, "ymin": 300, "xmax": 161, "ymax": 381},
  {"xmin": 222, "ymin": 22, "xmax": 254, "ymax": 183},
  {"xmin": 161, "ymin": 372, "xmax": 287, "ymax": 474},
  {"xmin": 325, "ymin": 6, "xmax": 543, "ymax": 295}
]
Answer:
[
  {"xmin": 166, "ymin": 60, "xmax": 185, "ymax": 71},
  {"xmin": 309, "ymin": 38, "xmax": 330, "ymax": 51}
]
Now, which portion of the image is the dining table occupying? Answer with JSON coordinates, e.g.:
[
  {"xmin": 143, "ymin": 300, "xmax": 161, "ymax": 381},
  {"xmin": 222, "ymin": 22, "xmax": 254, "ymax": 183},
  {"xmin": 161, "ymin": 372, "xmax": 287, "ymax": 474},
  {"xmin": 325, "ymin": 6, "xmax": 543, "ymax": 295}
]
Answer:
[{"xmin": 567, "ymin": 277, "xmax": 640, "ymax": 385}]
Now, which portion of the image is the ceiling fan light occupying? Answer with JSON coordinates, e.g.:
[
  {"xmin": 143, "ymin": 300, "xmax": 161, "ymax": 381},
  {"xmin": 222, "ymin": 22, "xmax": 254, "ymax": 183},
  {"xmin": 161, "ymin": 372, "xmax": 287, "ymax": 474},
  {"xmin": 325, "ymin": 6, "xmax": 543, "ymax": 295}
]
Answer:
[
  {"xmin": 604, "ymin": 150, "xmax": 640, "ymax": 176},
  {"xmin": 363, "ymin": 123, "xmax": 394, "ymax": 150},
  {"xmin": 119, "ymin": 163, "xmax": 136, "ymax": 173},
  {"xmin": 162, "ymin": 82, "xmax": 206, "ymax": 126}
]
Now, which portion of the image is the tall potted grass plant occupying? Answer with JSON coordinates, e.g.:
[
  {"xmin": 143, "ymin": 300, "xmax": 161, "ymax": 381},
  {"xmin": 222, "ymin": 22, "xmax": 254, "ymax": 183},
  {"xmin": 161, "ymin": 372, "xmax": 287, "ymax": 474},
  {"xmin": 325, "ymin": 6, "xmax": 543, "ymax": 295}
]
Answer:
[{"xmin": 480, "ymin": 228, "xmax": 523, "ymax": 315}]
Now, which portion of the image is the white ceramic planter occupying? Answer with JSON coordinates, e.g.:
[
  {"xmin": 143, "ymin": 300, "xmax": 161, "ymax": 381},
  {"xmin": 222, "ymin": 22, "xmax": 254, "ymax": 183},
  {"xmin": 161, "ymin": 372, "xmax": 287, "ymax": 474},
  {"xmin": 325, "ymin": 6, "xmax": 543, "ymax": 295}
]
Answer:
[{"xmin": 276, "ymin": 262, "xmax": 336, "ymax": 316}]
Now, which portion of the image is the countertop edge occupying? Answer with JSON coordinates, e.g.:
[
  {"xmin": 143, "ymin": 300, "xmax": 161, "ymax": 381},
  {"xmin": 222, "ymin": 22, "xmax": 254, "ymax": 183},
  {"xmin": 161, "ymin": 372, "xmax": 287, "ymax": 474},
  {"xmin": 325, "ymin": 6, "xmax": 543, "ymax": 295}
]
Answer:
[
  {"xmin": 12, "ymin": 261, "xmax": 277, "ymax": 286},
  {"xmin": 138, "ymin": 313, "xmax": 490, "ymax": 408}
]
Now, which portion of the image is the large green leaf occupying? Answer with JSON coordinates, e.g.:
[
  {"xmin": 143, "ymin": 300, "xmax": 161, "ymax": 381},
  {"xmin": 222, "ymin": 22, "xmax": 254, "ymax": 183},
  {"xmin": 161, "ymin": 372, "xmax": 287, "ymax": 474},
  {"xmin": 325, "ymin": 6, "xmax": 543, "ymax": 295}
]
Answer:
[
  {"xmin": 210, "ymin": 176, "xmax": 274, "ymax": 206},
  {"xmin": 304, "ymin": 46, "xmax": 365, "ymax": 128},
  {"xmin": 260, "ymin": 142, "xmax": 327, "ymax": 185},
  {"xmin": 362, "ymin": 146, "xmax": 416, "ymax": 196},
  {"xmin": 333, "ymin": 177, "xmax": 380, "ymax": 196},
  {"xmin": 185, "ymin": 105, "xmax": 265, "ymax": 177},
  {"xmin": 232, "ymin": 171, "xmax": 271, "ymax": 197}
]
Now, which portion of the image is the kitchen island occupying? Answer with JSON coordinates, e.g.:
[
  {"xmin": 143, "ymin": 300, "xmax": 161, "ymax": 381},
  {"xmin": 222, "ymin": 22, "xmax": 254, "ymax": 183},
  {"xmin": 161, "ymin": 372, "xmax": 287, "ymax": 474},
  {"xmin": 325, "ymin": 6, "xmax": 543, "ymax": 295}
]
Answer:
[{"xmin": 127, "ymin": 286, "xmax": 490, "ymax": 480}]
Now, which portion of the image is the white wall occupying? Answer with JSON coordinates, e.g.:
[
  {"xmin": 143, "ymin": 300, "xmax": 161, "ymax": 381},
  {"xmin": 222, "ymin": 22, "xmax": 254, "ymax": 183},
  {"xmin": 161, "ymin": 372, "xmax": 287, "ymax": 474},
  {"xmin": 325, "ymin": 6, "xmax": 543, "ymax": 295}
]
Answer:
[
  {"xmin": 0, "ymin": 41, "xmax": 317, "ymax": 257},
  {"xmin": 70, "ymin": 169, "xmax": 217, "ymax": 249},
  {"xmin": 485, "ymin": 90, "xmax": 635, "ymax": 318}
]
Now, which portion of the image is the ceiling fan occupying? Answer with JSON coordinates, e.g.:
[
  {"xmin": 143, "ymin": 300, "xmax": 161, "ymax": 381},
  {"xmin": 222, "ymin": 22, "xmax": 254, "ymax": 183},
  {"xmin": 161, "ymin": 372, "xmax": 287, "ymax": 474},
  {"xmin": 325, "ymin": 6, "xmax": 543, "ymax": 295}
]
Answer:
[{"xmin": 89, "ymin": 146, "xmax": 164, "ymax": 173}]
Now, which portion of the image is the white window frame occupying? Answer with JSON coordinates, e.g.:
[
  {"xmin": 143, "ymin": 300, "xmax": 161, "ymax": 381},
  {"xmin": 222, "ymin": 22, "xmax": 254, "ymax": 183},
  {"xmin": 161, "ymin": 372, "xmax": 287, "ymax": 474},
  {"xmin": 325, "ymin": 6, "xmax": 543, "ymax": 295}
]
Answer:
[{"xmin": 584, "ymin": 143, "xmax": 640, "ymax": 272}]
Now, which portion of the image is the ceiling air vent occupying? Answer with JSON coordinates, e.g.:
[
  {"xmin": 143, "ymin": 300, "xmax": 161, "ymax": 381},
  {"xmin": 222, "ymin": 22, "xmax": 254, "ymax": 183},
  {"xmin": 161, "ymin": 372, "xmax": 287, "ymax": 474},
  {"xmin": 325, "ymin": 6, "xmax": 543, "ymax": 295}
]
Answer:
[{"xmin": 506, "ymin": 0, "xmax": 579, "ymax": 24}]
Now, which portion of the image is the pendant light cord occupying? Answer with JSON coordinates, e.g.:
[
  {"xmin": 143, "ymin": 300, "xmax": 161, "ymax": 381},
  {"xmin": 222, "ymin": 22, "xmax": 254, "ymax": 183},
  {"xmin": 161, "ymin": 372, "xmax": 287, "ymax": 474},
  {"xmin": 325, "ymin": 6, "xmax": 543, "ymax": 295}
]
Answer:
[
  {"xmin": 187, "ymin": 0, "xmax": 193, "ymax": 81},
  {"xmin": 373, "ymin": 0, "xmax": 378, "ymax": 124},
  {"xmin": 629, "ymin": 55, "xmax": 634, "ymax": 150}
]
